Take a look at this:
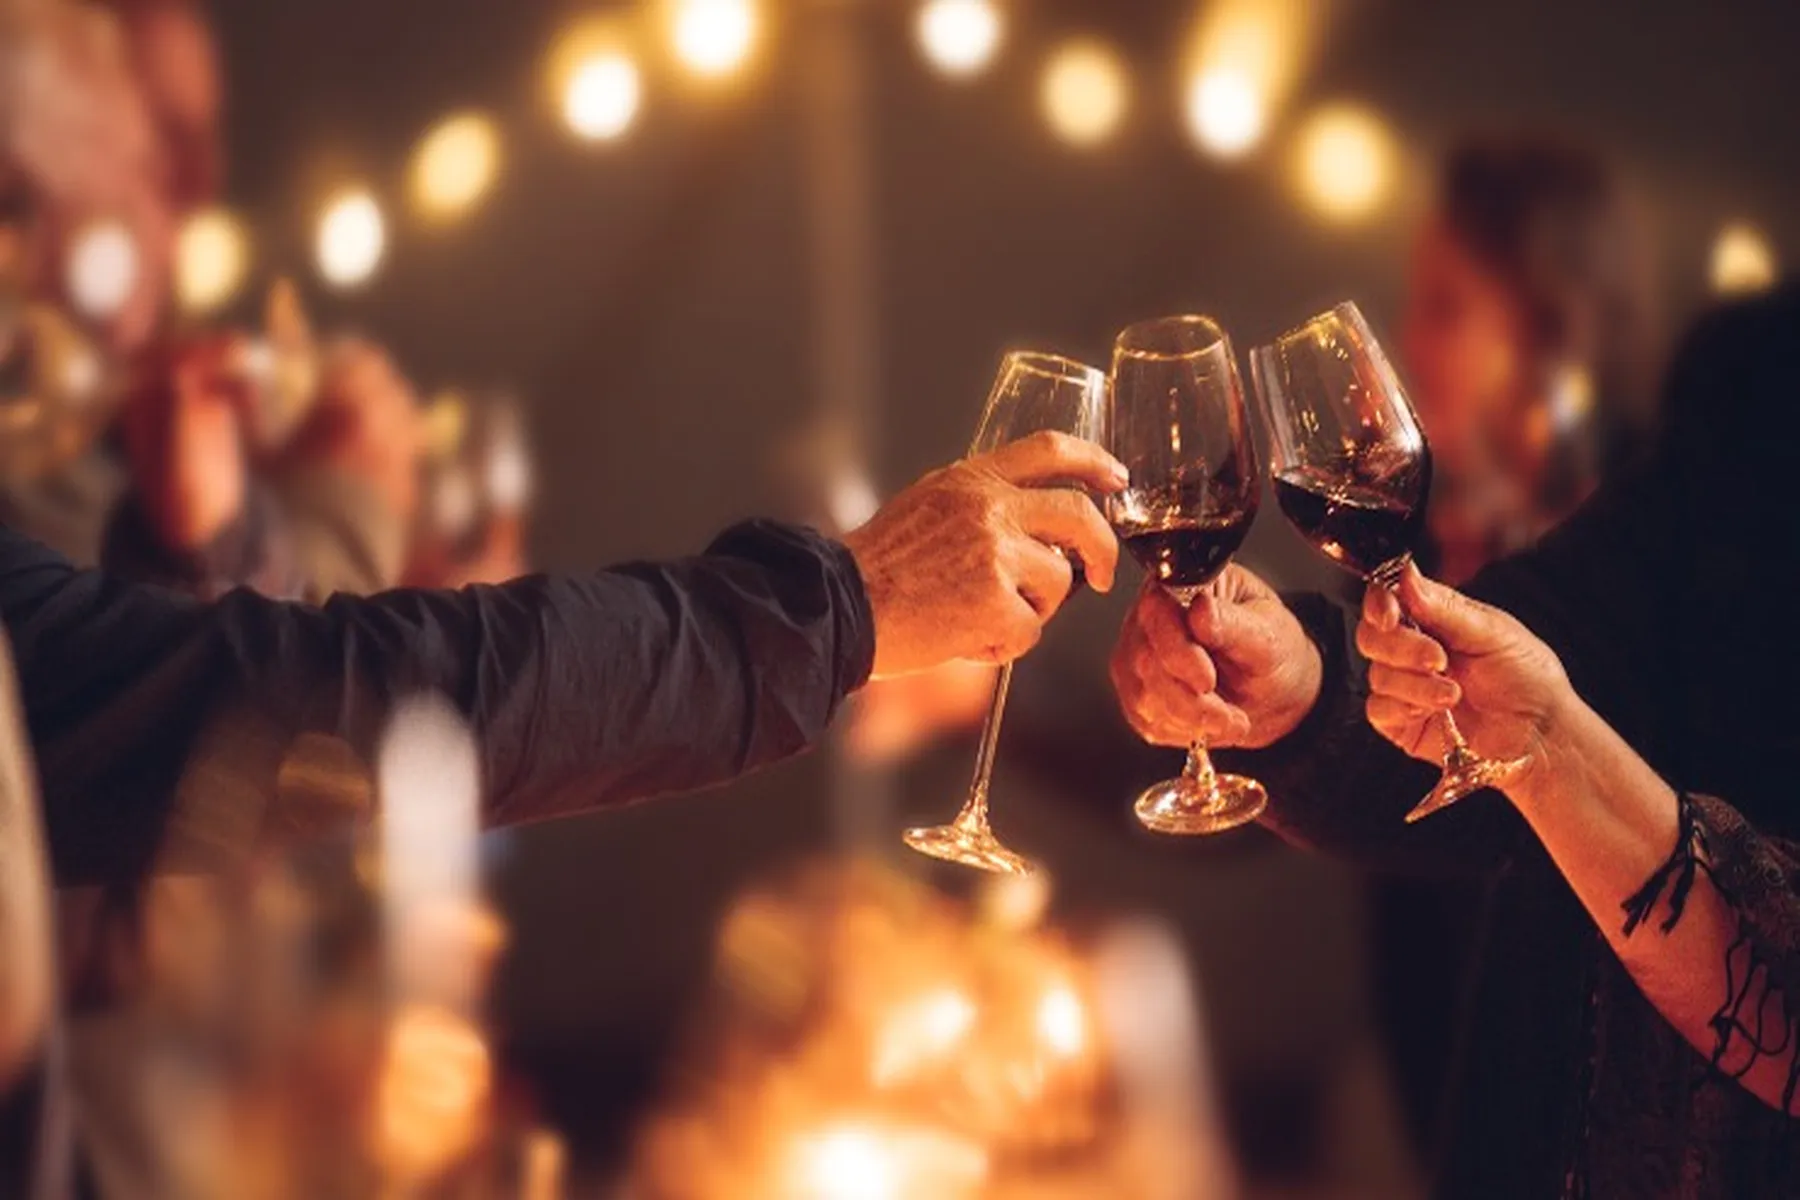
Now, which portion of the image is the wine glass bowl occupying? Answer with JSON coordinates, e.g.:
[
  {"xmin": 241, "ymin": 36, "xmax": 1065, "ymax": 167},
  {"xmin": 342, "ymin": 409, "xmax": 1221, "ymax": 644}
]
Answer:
[
  {"xmin": 1250, "ymin": 302, "xmax": 1526, "ymax": 822},
  {"xmin": 1107, "ymin": 315, "xmax": 1267, "ymax": 836},
  {"xmin": 901, "ymin": 351, "xmax": 1110, "ymax": 875}
]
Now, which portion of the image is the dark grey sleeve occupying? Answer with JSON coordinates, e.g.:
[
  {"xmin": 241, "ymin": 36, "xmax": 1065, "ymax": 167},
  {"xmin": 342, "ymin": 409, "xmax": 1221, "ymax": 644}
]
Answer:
[{"xmin": 2, "ymin": 519, "xmax": 874, "ymax": 887}]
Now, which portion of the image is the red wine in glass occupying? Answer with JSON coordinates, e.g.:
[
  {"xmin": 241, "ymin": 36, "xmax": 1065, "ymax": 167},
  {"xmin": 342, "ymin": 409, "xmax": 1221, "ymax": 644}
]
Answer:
[
  {"xmin": 1115, "ymin": 483, "xmax": 1256, "ymax": 595},
  {"xmin": 1273, "ymin": 457, "xmax": 1431, "ymax": 578}
]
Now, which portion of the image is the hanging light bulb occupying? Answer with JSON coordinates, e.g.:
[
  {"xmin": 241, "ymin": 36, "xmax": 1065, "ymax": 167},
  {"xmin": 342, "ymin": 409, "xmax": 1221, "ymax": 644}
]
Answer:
[
  {"xmin": 564, "ymin": 50, "xmax": 642, "ymax": 140},
  {"xmin": 64, "ymin": 219, "xmax": 139, "ymax": 321},
  {"xmin": 1710, "ymin": 222, "xmax": 1778, "ymax": 295},
  {"xmin": 916, "ymin": 0, "xmax": 1002, "ymax": 78},
  {"xmin": 1040, "ymin": 40, "xmax": 1129, "ymax": 148},
  {"xmin": 1292, "ymin": 104, "xmax": 1396, "ymax": 223},
  {"xmin": 175, "ymin": 207, "xmax": 249, "ymax": 314},
  {"xmin": 670, "ymin": 0, "xmax": 758, "ymax": 79},
  {"xmin": 315, "ymin": 189, "xmax": 386, "ymax": 289},
  {"xmin": 411, "ymin": 112, "xmax": 501, "ymax": 220}
]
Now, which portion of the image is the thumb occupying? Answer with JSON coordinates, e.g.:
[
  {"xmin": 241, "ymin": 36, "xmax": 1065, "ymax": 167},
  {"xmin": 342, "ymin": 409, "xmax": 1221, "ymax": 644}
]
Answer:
[
  {"xmin": 1185, "ymin": 588, "xmax": 1279, "ymax": 674},
  {"xmin": 1396, "ymin": 563, "xmax": 1509, "ymax": 653}
]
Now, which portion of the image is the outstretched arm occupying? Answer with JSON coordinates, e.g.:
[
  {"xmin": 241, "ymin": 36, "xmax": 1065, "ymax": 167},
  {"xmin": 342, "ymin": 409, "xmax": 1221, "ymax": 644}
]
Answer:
[{"xmin": 1363, "ymin": 568, "xmax": 1800, "ymax": 1114}]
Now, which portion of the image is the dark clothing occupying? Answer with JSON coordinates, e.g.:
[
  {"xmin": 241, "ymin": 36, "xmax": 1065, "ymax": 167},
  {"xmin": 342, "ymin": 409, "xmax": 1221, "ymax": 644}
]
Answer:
[
  {"xmin": 0, "ymin": 517, "xmax": 874, "ymax": 888},
  {"xmin": 1221, "ymin": 286, "xmax": 1800, "ymax": 1197}
]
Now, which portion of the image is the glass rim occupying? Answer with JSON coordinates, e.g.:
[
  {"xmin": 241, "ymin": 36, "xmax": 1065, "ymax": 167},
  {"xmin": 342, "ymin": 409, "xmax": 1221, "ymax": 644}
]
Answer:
[
  {"xmin": 1112, "ymin": 313, "xmax": 1231, "ymax": 362},
  {"xmin": 1264, "ymin": 299, "xmax": 1372, "ymax": 351},
  {"xmin": 1000, "ymin": 350, "xmax": 1108, "ymax": 391}
]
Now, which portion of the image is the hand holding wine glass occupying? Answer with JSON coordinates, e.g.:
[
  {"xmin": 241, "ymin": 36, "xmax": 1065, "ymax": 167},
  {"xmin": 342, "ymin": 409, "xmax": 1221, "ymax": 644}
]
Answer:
[
  {"xmin": 1106, "ymin": 315, "xmax": 1268, "ymax": 835},
  {"xmin": 890, "ymin": 354, "xmax": 1117, "ymax": 875},
  {"xmin": 1250, "ymin": 302, "xmax": 1528, "ymax": 821},
  {"xmin": 1358, "ymin": 560, "xmax": 1571, "ymax": 774}
]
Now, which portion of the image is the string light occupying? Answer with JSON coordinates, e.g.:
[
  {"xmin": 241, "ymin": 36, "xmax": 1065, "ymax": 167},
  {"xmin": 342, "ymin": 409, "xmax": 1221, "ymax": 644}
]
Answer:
[
  {"xmin": 670, "ymin": 0, "xmax": 758, "ymax": 79},
  {"xmin": 1710, "ymin": 222, "xmax": 1778, "ymax": 296},
  {"xmin": 1035, "ymin": 984, "xmax": 1086, "ymax": 1058},
  {"xmin": 411, "ymin": 112, "xmax": 501, "ymax": 219},
  {"xmin": 175, "ymin": 208, "xmax": 248, "ymax": 314},
  {"xmin": 564, "ymin": 50, "xmax": 642, "ymax": 140},
  {"xmin": 1184, "ymin": 67, "xmax": 1265, "ymax": 157},
  {"xmin": 1040, "ymin": 40, "xmax": 1129, "ymax": 148},
  {"xmin": 316, "ymin": 188, "xmax": 386, "ymax": 289},
  {"xmin": 1292, "ymin": 104, "xmax": 1395, "ymax": 223},
  {"xmin": 916, "ymin": 0, "xmax": 1002, "ymax": 78},
  {"xmin": 64, "ymin": 219, "xmax": 139, "ymax": 321}
]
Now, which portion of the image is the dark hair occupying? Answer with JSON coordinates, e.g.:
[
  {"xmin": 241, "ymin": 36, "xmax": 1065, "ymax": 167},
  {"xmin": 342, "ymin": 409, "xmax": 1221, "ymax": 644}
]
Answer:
[{"xmin": 1438, "ymin": 134, "xmax": 1660, "ymax": 460}]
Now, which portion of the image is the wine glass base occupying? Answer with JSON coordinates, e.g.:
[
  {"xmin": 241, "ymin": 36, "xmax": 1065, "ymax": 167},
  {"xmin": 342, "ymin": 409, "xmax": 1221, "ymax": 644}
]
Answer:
[
  {"xmin": 1403, "ymin": 746, "xmax": 1529, "ymax": 823},
  {"xmin": 1134, "ymin": 774, "xmax": 1268, "ymax": 836},
  {"xmin": 902, "ymin": 824, "xmax": 1037, "ymax": 876}
]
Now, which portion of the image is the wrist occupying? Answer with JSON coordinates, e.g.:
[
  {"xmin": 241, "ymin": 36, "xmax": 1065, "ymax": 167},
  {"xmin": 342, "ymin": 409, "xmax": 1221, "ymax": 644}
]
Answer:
[{"xmin": 1507, "ymin": 679, "xmax": 1590, "ymax": 815}]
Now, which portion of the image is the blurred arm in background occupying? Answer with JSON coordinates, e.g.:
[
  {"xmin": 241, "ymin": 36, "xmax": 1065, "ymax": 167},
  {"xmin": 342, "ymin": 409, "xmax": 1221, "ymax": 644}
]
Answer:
[
  {"xmin": 10, "ymin": 430, "xmax": 1123, "ymax": 888},
  {"xmin": 103, "ymin": 333, "xmax": 421, "ymax": 601}
]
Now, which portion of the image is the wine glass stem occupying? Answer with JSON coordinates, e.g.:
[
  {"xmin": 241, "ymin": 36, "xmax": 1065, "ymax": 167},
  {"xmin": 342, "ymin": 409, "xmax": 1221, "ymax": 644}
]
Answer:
[
  {"xmin": 1371, "ymin": 554, "xmax": 1472, "ymax": 754},
  {"xmin": 955, "ymin": 661, "xmax": 1015, "ymax": 830},
  {"xmin": 1183, "ymin": 738, "xmax": 1219, "ymax": 793}
]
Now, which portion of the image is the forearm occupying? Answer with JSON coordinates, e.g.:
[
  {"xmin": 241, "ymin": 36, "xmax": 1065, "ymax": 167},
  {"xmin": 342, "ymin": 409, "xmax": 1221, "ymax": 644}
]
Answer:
[
  {"xmin": 15, "ymin": 520, "xmax": 872, "ymax": 885},
  {"xmin": 1511, "ymin": 692, "xmax": 1798, "ymax": 1113}
]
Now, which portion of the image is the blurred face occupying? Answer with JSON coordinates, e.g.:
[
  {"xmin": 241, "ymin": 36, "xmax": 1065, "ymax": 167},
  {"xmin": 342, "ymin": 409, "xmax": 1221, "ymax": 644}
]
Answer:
[{"xmin": 1399, "ymin": 218, "xmax": 1528, "ymax": 485}]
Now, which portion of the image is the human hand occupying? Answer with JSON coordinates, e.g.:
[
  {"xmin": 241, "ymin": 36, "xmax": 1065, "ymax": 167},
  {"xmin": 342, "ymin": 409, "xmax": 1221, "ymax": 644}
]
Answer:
[
  {"xmin": 845, "ymin": 430, "xmax": 1125, "ymax": 679},
  {"xmin": 1109, "ymin": 565, "xmax": 1322, "ymax": 751}
]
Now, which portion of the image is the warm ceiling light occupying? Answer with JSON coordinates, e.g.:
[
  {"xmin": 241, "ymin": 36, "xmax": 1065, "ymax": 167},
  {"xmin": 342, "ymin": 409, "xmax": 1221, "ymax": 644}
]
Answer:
[
  {"xmin": 64, "ymin": 219, "xmax": 139, "ymax": 320},
  {"xmin": 1184, "ymin": 67, "xmax": 1265, "ymax": 158},
  {"xmin": 175, "ymin": 207, "xmax": 248, "ymax": 314},
  {"xmin": 1292, "ymin": 104, "xmax": 1395, "ymax": 223},
  {"xmin": 670, "ymin": 0, "xmax": 758, "ymax": 79},
  {"xmin": 1041, "ymin": 40, "xmax": 1129, "ymax": 148},
  {"xmin": 916, "ymin": 0, "xmax": 1002, "ymax": 78},
  {"xmin": 411, "ymin": 112, "xmax": 501, "ymax": 219},
  {"xmin": 316, "ymin": 189, "xmax": 386, "ymax": 289},
  {"xmin": 564, "ymin": 50, "xmax": 642, "ymax": 140},
  {"xmin": 1710, "ymin": 222, "xmax": 1778, "ymax": 296}
]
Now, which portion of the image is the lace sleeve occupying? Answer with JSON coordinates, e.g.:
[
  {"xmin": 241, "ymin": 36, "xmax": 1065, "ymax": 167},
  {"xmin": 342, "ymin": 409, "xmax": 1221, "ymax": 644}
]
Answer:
[{"xmin": 1621, "ymin": 792, "xmax": 1800, "ymax": 1112}]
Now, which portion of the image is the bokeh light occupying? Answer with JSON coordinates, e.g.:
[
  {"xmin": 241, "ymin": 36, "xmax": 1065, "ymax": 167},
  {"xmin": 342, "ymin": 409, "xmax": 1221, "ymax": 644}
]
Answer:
[
  {"xmin": 64, "ymin": 219, "xmax": 139, "ymax": 321},
  {"xmin": 670, "ymin": 0, "xmax": 758, "ymax": 79},
  {"xmin": 1184, "ymin": 67, "xmax": 1265, "ymax": 157},
  {"xmin": 315, "ymin": 189, "xmax": 386, "ymax": 289},
  {"xmin": 1293, "ymin": 104, "xmax": 1396, "ymax": 223},
  {"xmin": 564, "ymin": 50, "xmax": 642, "ymax": 140},
  {"xmin": 411, "ymin": 112, "xmax": 501, "ymax": 220},
  {"xmin": 175, "ymin": 207, "xmax": 248, "ymax": 314},
  {"xmin": 1710, "ymin": 222, "xmax": 1778, "ymax": 295},
  {"xmin": 916, "ymin": 0, "xmax": 1002, "ymax": 78},
  {"xmin": 1040, "ymin": 40, "xmax": 1129, "ymax": 148},
  {"xmin": 1035, "ymin": 984, "xmax": 1086, "ymax": 1058}
]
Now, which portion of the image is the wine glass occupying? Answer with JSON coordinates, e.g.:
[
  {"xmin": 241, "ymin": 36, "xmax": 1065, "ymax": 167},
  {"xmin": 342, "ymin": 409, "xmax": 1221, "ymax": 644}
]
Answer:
[
  {"xmin": 902, "ymin": 351, "xmax": 1109, "ymax": 875},
  {"xmin": 1107, "ymin": 315, "xmax": 1267, "ymax": 835},
  {"xmin": 1249, "ymin": 301, "xmax": 1527, "ymax": 822}
]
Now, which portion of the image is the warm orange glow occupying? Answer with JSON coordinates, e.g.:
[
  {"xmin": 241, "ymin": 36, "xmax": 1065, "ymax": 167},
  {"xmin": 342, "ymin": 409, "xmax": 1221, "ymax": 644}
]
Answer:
[
  {"xmin": 374, "ymin": 1005, "xmax": 493, "ymax": 1184},
  {"xmin": 1711, "ymin": 222, "xmax": 1778, "ymax": 295},
  {"xmin": 1185, "ymin": 67, "xmax": 1265, "ymax": 157},
  {"xmin": 669, "ymin": 0, "xmax": 758, "ymax": 79},
  {"xmin": 916, "ymin": 0, "xmax": 1003, "ymax": 78},
  {"xmin": 564, "ymin": 50, "xmax": 642, "ymax": 140},
  {"xmin": 1182, "ymin": 0, "xmax": 1335, "ymax": 158},
  {"xmin": 64, "ymin": 219, "xmax": 139, "ymax": 320},
  {"xmin": 1040, "ymin": 40, "xmax": 1129, "ymax": 148},
  {"xmin": 1293, "ymin": 104, "xmax": 1396, "ymax": 222},
  {"xmin": 411, "ymin": 112, "xmax": 501, "ymax": 219},
  {"xmin": 315, "ymin": 189, "xmax": 385, "ymax": 289},
  {"xmin": 175, "ymin": 208, "xmax": 249, "ymax": 315}
]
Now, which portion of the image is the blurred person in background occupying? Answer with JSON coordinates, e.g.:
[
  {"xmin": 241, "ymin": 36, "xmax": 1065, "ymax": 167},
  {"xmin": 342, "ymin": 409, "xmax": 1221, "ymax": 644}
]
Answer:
[
  {"xmin": 1377, "ymin": 130, "xmax": 1662, "ymax": 1163},
  {"xmin": 1402, "ymin": 133, "xmax": 1659, "ymax": 586},
  {"xmin": 1111, "ymin": 285, "xmax": 1800, "ymax": 1197}
]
